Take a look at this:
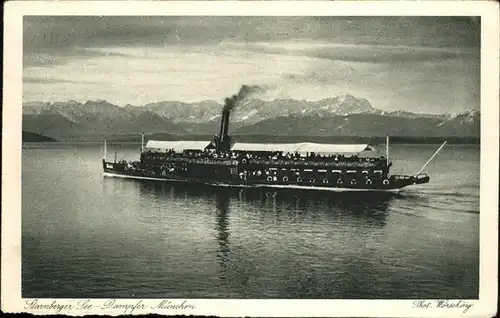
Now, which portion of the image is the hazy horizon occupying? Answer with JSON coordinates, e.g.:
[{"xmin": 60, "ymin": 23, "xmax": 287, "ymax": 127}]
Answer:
[{"xmin": 23, "ymin": 16, "xmax": 480, "ymax": 114}]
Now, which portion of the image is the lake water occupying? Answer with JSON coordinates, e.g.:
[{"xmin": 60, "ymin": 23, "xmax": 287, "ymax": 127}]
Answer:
[{"xmin": 22, "ymin": 143, "xmax": 479, "ymax": 298}]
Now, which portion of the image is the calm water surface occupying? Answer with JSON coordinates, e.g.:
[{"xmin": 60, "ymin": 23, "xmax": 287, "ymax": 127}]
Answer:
[{"xmin": 22, "ymin": 143, "xmax": 479, "ymax": 298}]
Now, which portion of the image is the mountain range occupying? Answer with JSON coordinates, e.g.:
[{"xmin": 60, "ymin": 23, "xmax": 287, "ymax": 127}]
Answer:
[{"xmin": 22, "ymin": 95, "xmax": 480, "ymax": 141}]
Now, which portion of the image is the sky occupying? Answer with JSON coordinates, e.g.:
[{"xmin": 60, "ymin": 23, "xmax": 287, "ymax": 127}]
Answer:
[{"xmin": 23, "ymin": 16, "xmax": 480, "ymax": 114}]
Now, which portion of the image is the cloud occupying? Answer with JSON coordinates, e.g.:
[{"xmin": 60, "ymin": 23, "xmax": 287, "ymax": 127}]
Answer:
[
  {"xmin": 23, "ymin": 75, "xmax": 105, "ymax": 85},
  {"xmin": 232, "ymin": 42, "xmax": 479, "ymax": 64},
  {"xmin": 23, "ymin": 16, "xmax": 480, "ymax": 69},
  {"xmin": 22, "ymin": 45, "xmax": 315, "ymax": 104},
  {"xmin": 23, "ymin": 47, "xmax": 133, "ymax": 67},
  {"xmin": 24, "ymin": 16, "xmax": 479, "ymax": 52},
  {"xmin": 22, "ymin": 43, "xmax": 479, "ymax": 114},
  {"xmin": 22, "ymin": 16, "xmax": 480, "ymax": 114},
  {"xmin": 23, "ymin": 77, "xmax": 85, "ymax": 84}
]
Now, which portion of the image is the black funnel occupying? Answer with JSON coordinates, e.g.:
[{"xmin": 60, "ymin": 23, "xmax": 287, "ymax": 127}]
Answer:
[{"xmin": 218, "ymin": 110, "xmax": 231, "ymax": 151}]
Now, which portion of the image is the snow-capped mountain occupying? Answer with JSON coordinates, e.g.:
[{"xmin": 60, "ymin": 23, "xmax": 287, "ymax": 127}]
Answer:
[{"xmin": 22, "ymin": 95, "xmax": 480, "ymax": 140}]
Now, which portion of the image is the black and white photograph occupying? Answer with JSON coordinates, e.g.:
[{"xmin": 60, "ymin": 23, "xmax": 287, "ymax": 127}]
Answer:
[{"xmin": 2, "ymin": 1, "xmax": 498, "ymax": 317}]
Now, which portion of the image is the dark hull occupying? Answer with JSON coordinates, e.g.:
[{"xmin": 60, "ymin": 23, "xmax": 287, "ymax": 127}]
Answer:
[{"xmin": 103, "ymin": 160, "xmax": 429, "ymax": 192}]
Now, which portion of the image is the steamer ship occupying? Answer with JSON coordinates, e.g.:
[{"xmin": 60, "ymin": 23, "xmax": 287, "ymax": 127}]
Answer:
[{"xmin": 102, "ymin": 91, "xmax": 446, "ymax": 192}]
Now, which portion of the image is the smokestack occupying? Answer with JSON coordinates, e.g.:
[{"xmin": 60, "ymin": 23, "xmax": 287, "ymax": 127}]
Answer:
[{"xmin": 219, "ymin": 110, "xmax": 230, "ymax": 144}]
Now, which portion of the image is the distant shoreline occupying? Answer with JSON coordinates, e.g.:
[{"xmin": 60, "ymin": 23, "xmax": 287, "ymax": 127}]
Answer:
[{"xmin": 22, "ymin": 131, "xmax": 58, "ymax": 142}]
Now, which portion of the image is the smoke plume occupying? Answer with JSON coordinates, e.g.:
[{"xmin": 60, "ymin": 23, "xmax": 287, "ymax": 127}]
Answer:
[{"xmin": 223, "ymin": 84, "xmax": 270, "ymax": 111}]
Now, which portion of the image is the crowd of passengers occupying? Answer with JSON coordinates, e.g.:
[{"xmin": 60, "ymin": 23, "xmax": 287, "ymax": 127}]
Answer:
[{"xmin": 142, "ymin": 149, "xmax": 386, "ymax": 164}]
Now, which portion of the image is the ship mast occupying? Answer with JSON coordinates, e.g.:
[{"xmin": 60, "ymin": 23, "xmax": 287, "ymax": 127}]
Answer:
[
  {"xmin": 386, "ymin": 136, "xmax": 389, "ymax": 166},
  {"xmin": 104, "ymin": 139, "xmax": 107, "ymax": 160},
  {"xmin": 141, "ymin": 132, "xmax": 144, "ymax": 153}
]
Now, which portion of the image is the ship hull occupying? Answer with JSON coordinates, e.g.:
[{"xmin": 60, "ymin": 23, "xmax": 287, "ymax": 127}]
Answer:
[{"xmin": 103, "ymin": 162, "xmax": 429, "ymax": 192}]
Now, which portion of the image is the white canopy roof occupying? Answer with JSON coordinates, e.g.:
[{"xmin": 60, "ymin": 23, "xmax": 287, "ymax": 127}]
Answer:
[
  {"xmin": 231, "ymin": 142, "xmax": 375, "ymax": 154},
  {"xmin": 145, "ymin": 140, "xmax": 210, "ymax": 152}
]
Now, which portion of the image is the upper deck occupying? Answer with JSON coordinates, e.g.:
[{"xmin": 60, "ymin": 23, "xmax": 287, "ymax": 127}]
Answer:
[{"xmin": 140, "ymin": 148, "xmax": 390, "ymax": 170}]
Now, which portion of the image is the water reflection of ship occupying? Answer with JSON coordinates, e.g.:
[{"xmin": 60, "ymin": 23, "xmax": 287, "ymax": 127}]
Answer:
[
  {"xmin": 138, "ymin": 181, "xmax": 393, "ymax": 227},
  {"xmin": 138, "ymin": 181, "xmax": 393, "ymax": 284},
  {"xmin": 215, "ymin": 190, "xmax": 231, "ymax": 276}
]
